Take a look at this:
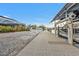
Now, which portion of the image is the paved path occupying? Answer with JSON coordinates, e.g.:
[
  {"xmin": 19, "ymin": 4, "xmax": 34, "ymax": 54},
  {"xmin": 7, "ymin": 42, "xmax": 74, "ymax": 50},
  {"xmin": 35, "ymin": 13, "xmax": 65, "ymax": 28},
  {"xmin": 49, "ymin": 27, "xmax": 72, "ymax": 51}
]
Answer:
[{"xmin": 17, "ymin": 31, "xmax": 79, "ymax": 56}]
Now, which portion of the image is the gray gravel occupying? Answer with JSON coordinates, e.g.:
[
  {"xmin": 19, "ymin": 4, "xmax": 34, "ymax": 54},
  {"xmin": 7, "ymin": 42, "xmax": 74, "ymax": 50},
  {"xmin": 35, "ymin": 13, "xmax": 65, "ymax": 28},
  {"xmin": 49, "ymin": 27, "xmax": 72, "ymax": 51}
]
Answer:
[{"xmin": 0, "ymin": 30, "xmax": 41, "ymax": 56}]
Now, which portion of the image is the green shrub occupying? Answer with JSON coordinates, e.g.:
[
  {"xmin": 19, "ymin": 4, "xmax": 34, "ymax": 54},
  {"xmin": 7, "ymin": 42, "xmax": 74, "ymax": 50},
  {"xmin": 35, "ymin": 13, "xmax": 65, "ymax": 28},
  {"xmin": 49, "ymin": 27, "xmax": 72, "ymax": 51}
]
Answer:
[
  {"xmin": 0, "ymin": 25, "xmax": 28, "ymax": 32},
  {"xmin": 0, "ymin": 26, "xmax": 12, "ymax": 32}
]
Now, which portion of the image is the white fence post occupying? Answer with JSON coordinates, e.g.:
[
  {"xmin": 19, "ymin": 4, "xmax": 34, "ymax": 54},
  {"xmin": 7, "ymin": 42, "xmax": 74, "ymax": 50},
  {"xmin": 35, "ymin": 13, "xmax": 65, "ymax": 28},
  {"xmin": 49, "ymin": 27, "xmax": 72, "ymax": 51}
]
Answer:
[{"xmin": 68, "ymin": 20, "xmax": 73, "ymax": 45}]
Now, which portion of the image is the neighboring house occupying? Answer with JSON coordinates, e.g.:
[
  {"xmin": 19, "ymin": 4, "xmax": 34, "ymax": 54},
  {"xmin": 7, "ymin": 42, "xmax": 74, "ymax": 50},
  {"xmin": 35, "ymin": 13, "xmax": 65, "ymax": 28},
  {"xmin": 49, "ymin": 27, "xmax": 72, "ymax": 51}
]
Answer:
[
  {"xmin": 51, "ymin": 3, "xmax": 79, "ymax": 45},
  {"xmin": 0, "ymin": 16, "xmax": 26, "ymax": 32},
  {"xmin": 51, "ymin": 3, "xmax": 79, "ymax": 34},
  {"xmin": 0, "ymin": 16, "xmax": 25, "ymax": 26}
]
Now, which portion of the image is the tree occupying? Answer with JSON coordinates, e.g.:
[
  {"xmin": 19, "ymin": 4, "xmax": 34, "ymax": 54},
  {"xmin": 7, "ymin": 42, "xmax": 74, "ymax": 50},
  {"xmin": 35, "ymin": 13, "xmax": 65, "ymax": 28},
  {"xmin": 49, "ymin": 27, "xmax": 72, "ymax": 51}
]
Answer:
[
  {"xmin": 31, "ymin": 25, "xmax": 37, "ymax": 29},
  {"xmin": 38, "ymin": 25, "xmax": 46, "ymax": 31}
]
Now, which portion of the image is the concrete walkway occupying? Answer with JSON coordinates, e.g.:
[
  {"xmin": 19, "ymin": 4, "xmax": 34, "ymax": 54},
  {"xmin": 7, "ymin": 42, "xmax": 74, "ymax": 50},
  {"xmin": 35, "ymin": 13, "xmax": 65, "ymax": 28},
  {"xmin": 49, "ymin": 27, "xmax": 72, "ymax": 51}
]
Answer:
[{"xmin": 17, "ymin": 31, "xmax": 79, "ymax": 56}]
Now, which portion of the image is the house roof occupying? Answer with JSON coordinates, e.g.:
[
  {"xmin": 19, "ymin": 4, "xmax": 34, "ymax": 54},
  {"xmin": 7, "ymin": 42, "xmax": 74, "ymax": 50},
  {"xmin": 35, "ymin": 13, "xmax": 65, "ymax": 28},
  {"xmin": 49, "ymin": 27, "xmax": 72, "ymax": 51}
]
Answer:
[
  {"xmin": 51, "ymin": 3, "xmax": 77, "ymax": 22},
  {"xmin": 0, "ymin": 16, "xmax": 24, "ymax": 25}
]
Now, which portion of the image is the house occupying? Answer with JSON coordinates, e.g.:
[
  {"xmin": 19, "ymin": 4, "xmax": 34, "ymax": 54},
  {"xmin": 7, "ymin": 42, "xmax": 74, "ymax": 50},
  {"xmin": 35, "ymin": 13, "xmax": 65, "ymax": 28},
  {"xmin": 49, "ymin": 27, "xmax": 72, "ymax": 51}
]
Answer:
[
  {"xmin": 0, "ymin": 16, "xmax": 26, "ymax": 32},
  {"xmin": 51, "ymin": 3, "xmax": 79, "ymax": 45}
]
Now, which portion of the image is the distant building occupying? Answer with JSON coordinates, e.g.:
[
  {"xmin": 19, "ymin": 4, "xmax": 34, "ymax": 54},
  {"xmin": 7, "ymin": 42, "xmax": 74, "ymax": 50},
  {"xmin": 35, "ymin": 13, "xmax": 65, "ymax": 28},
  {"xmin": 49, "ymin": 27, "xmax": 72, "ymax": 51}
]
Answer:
[
  {"xmin": 0, "ymin": 16, "xmax": 25, "ymax": 26},
  {"xmin": 0, "ymin": 16, "xmax": 27, "ymax": 32}
]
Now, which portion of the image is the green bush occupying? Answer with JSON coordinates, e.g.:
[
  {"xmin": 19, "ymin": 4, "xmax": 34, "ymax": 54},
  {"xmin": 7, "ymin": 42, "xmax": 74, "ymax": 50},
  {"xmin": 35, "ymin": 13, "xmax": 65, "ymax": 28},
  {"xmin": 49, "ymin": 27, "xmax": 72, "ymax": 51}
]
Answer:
[
  {"xmin": 0, "ymin": 25, "xmax": 29, "ymax": 32},
  {"xmin": 0, "ymin": 26, "xmax": 13, "ymax": 32}
]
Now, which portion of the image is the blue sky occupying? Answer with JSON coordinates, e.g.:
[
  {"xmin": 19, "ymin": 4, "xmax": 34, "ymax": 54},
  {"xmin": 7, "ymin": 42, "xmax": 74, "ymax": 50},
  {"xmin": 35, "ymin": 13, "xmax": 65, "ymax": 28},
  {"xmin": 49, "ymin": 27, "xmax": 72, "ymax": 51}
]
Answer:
[{"xmin": 0, "ymin": 3, "xmax": 65, "ymax": 25}]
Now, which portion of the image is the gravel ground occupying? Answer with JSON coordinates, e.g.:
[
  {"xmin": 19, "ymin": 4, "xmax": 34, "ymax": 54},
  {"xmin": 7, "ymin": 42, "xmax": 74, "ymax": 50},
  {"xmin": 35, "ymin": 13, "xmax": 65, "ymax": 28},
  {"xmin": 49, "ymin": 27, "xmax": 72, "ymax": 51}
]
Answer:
[{"xmin": 0, "ymin": 30, "xmax": 41, "ymax": 56}]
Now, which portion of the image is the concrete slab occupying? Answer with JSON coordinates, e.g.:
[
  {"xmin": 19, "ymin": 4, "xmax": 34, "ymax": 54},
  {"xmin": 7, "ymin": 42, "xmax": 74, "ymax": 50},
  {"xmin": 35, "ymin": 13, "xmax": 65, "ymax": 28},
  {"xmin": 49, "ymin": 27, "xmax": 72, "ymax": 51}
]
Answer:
[{"xmin": 17, "ymin": 31, "xmax": 79, "ymax": 56}]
